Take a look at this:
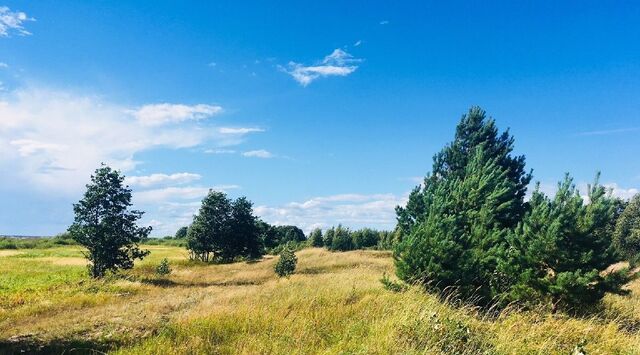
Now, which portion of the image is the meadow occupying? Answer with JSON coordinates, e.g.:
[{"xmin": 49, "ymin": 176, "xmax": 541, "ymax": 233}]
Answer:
[{"xmin": 1, "ymin": 245, "xmax": 640, "ymax": 354}]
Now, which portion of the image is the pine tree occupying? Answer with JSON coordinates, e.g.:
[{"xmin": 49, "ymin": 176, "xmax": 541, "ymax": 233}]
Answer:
[
  {"xmin": 500, "ymin": 175, "xmax": 630, "ymax": 311},
  {"xmin": 394, "ymin": 107, "xmax": 531, "ymax": 305},
  {"xmin": 274, "ymin": 247, "xmax": 297, "ymax": 277},
  {"xmin": 69, "ymin": 165, "xmax": 151, "ymax": 278}
]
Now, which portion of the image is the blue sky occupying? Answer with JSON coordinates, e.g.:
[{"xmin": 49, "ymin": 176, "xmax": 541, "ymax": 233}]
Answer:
[{"xmin": 1, "ymin": 1, "xmax": 639, "ymax": 236}]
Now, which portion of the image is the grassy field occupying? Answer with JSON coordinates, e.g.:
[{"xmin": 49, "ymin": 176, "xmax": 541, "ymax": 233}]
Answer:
[{"xmin": 1, "ymin": 246, "xmax": 640, "ymax": 354}]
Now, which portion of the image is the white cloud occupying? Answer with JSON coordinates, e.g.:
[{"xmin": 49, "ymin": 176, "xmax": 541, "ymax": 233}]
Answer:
[
  {"xmin": 0, "ymin": 87, "xmax": 247, "ymax": 194},
  {"xmin": 205, "ymin": 148, "xmax": 236, "ymax": 154},
  {"xmin": 131, "ymin": 103, "xmax": 222, "ymax": 126},
  {"xmin": 242, "ymin": 149, "xmax": 274, "ymax": 158},
  {"xmin": 282, "ymin": 48, "xmax": 362, "ymax": 86},
  {"xmin": 133, "ymin": 185, "xmax": 239, "ymax": 204},
  {"xmin": 354, "ymin": 40, "xmax": 362, "ymax": 47},
  {"xmin": 0, "ymin": 62, "xmax": 8, "ymax": 68},
  {"xmin": 218, "ymin": 127, "xmax": 264, "ymax": 135},
  {"xmin": 255, "ymin": 193, "xmax": 405, "ymax": 233},
  {"xmin": 0, "ymin": 6, "xmax": 33, "ymax": 37},
  {"xmin": 125, "ymin": 172, "xmax": 201, "ymax": 188},
  {"xmin": 379, "ymin": 20, "xmax": 389, "ymax": 25},
  {"xmin": 603, "ymin": 183, "xmax": 639, "ymax": 200}
]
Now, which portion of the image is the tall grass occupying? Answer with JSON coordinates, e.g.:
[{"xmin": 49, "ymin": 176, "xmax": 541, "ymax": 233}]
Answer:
[{"xmin": 1, "ymin": 247, "xmax": 639, "ymax": 354}]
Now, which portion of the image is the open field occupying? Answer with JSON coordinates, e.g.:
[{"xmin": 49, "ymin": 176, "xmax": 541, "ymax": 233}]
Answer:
[{"xmin": 1, "ymin": 246, "xmax": 640, "ymax": 354}]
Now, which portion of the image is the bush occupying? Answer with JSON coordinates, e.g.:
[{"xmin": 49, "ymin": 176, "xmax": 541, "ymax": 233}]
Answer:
[
  {"xmin": 156, "ymin": 258, "xmax": 172, "ymax": 276},
  {"xmin": 274, "ymin": 248, "xmax": 297, "ymax": 277}
]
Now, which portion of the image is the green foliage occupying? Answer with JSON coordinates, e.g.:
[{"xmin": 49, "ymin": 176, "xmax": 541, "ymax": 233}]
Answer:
[
  {"xmin": 394, "ymin": 107, "xmax": 630, "ymax": 310},
  {"xmin": 156, "ymin": 258, "xmax": 171, "ymax": 276},
  {"xmin": 309, "ymin": 228, "xmax": 324, "ymax": 247},
  {"xmin": 352, "ymin": 228, "xmax": 380, "ymax": 249},
  {"xmin": 259, "ymin": 223, "xmax": 306, "ymax": 253},
  {"xmin": 0, "ymin": 233, "xmax": 77, "ymax": 250},
  {"xmin": 614, "ymin": 194, "xmax": 640, "ymax": 264},
  {"xmin": 68, "ymin": 164, "xmax": 150, "ymax": 278},
  {"xmin": 175, "ymin": 226, "xmax": 188, "ymax": 239},
  {"xmin": 501, "ymin": 175, "xmax": 631, "ymax": 311},
  {"xmin": 329, "ymin": 225, "xmax": 353, "ymax": 251},
  {"xmin": 187, "ymin": 191, "xmax": 263, "ymax": 262},
  {"xmin": 274, "ymin": 247, "xmax": 297, "ymax": 277},
  {"xmin": 323, "ymin": 227, "xmax": 335, "ymax": 248}
]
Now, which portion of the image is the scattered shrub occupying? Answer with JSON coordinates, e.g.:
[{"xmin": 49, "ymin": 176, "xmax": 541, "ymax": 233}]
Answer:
[
  {"xmin": 274, "ymin": 248, "xmax": 297, "ymax": 277},
  {"xmin": 156, "ymin": 258, "xmax": 172, "ymax": 276}
]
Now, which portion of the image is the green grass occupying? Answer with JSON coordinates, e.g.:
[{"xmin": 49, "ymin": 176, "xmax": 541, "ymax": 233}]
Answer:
[{"xmin": 1, "ymin": 246, "xmax": 639, "ymax": 354}]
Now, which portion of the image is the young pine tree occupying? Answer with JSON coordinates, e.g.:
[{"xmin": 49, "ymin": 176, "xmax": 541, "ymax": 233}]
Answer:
[
  {"xmin": 69, "ymin": 165, "xmax": 151, "ymax": 278},
  {"xmin": 274, "ymin": 247, "xmax": 297, "ymax": 277},
  {"xmin": 394, "ymin": 107, "xmax": 531, "ymax": 305},
  {"xmin": 499, "ymin": 175, "xmax": 630, "ymax": 311}
]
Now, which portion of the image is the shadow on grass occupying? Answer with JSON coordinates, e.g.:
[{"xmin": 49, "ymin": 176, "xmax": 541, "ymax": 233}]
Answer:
[
  {"xmin": 139, "ymin": 277, "xmax": 266, "ymax": 288},
  {"xmin": 0, "ymin": 336, "xmax": 119, "ymax": 355}
]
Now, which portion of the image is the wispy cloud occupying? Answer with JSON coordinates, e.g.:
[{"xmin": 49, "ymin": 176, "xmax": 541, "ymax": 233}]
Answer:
[
  {"xmin": 204, "ymin": 148, "xmax": 237, "ymax": 154},
  {"xmin": 130, "ymin": 103, "xmax": 222, "ymax": 126},
  {"xmin": 0, "ymin": 62, "xmax": 8, "ymax": 68},
  {"xmin": 218, "ymin": 127, "xmax": 264, "ymax": 135},
  {"xmin": 134, "ymin": 185, "xmax": 239, "ymax": 204},
  {"xmin": 282, "ymin": 48, "xmax": 362, "ymax": 86},
  {"xmin": 255, "ymin": 193, "xmax": 405, "ymax": 233},
  {"xmin": 379, "ymin": 20, "xmax": 389, "ymax": 25},
  {"xmin": 354, "ymin": 40, "xmax": 362, "ymax": 47},
  {"xmin": 242, "ymin": 149, "xmax": 274, "ymax": 158},
  {"xmin": 0, "ymin": 6, "xmax": 34, "ymax": 37},
  {"xmin": 125, "ymin": 173, "xmax": 201, "ymax": 188},
  {"xmin": 575, "ymin": 127, "xmax": 640, "ymax": 136}
]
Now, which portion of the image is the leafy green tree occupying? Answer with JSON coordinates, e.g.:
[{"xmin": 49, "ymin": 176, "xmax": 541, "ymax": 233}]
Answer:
[
  {"xmin": 187, "ymin": 191, "xmax": 233, "ymax": 262},
  {"xmin": 309, "ymin": 228, "xmax": 324, "ymax": 247},
  {"xmin": 394, "ymin": 107, "xmax": 531, "ymax": 305},
  {"xmin": 187, "ymin": 192, "xmax": 264, "ymax": 262},
  {"xmin": 69, "ymin": 165, "xmax": 151, "ymax": 278},
  {"xmin": 500, "ymin": 175, "xmax": 630, "ymax": 311},
  {"xmin": 274, "ymin": 247, "xmax": 297, "ymax": 277},
  {"xmin": 614, "ymin": 194, "xmax": 640, "ymax": 264},
  {"xmin": 231, "ymin": 197, "xmax": 263, "ymax": 259},
  {"xmin": 330, "ymin": 225, "xmax": 353, "ymax": 251},
  {"xmin": 175, "ymin": 226, "xmax": 188, "ymax": 239}
]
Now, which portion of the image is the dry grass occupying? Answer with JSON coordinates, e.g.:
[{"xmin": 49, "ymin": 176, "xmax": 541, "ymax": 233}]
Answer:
[{"xmin": 1, "ymin": 246, "xmax": 640, "ymax": 354}]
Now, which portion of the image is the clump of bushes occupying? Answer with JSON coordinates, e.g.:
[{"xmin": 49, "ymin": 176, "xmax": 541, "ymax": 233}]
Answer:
[
  {"xmin": 0, "ymin": 233, "xmax": 77, "ymax": 250},
  {"xmin": 156, "ymin": 258, "xmax": 172, "ymax": 276},
  {"xmin": 274, "ymin": 247, "xmax": 297, "ymax": 277}
]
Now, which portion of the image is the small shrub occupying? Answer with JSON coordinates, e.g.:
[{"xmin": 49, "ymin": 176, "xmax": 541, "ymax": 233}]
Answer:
[
  {"xmin": 274, "ymin": 248, "xmax": 297, "ymax": 277},
  {"xmin": 156, "ymin": 258, "xmax": 172, "ymax": 276},
  {"xmin": 380, "ymin": 272, "xmax": 407, "ymax": 292}
]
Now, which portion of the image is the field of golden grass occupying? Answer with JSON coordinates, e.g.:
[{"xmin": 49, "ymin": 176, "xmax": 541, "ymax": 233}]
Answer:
[{"xmin": 1, "ymin": 246, "xmax": 640, "ymax": 354}]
